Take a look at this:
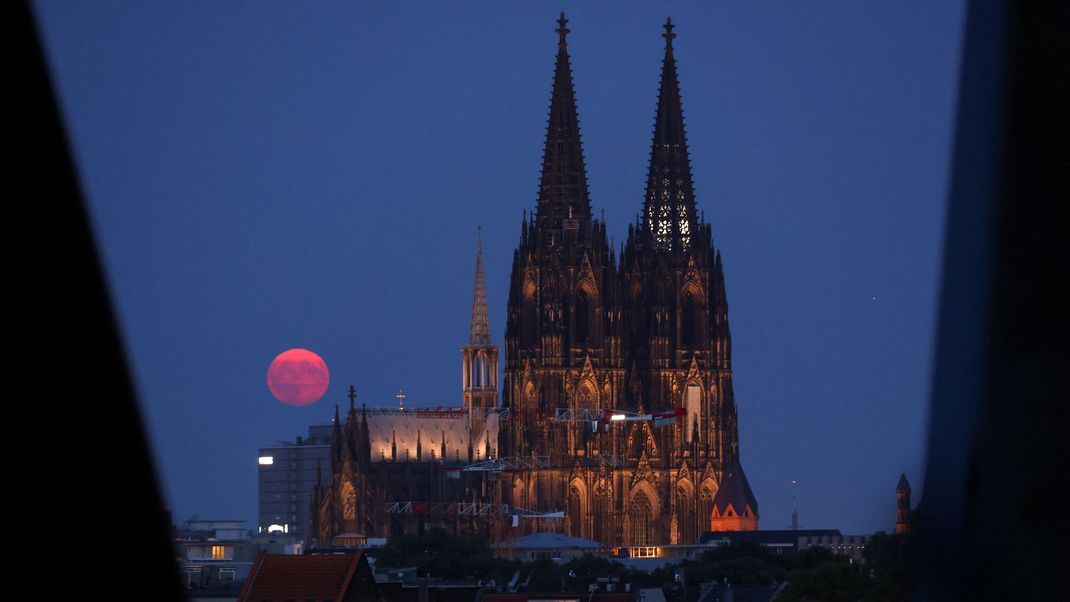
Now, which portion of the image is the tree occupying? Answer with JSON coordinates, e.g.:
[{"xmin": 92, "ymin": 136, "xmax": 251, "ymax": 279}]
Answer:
[
  {"xmin": 777, "ymin": 561, "xmax": 871, "ymax": 602},
  {"xmin": 860, "ymin": 531, "xmax": 912, "ymax": 601}
]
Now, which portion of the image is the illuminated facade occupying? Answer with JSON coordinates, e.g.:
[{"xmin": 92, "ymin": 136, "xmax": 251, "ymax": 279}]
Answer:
[{"xmin": 313, "ymin": 14, "xmax": 758, "ymax": 547}]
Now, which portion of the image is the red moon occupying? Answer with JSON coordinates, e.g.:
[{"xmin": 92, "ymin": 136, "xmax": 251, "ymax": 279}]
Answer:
[{"xmin": 267, "ymin": 348, "xmax": 329, "ymax": 407}]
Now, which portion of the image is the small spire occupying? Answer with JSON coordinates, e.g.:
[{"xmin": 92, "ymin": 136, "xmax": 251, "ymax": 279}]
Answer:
[
  {"xmin": 347, "ymin": 385, "xmax": 356, "ymax": 411},
  {"xmin": 469, "ymin": 227, "xmax": 492, "ymax": 344},
  {"xmin": 663, "ymin": 17, "xmax": 676, "ymax": 50},
  {"xmin": 556, "ymin": 12, "xmax": 570, "ymax": 47}
]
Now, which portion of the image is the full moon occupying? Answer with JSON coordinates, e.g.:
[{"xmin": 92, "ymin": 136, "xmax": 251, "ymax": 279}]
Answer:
[{"xmin": 267, "ymin": 348, "xmax": 329, "ymax": 407}]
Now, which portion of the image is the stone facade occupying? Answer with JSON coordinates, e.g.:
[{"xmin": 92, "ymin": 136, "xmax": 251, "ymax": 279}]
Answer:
[{"xmin": 312, "ymin": 15, "xmax": 758, "ymax": 548}]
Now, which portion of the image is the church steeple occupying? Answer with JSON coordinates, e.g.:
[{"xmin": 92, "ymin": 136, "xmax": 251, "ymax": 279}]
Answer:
[
  {"xmin": 642, "ymin": 17, "xmax": 698, "ymax": 251},
  {"xmin": 469, "ymin": 227, "xmax": 491, "ymax": 345},
  {"xmin": 462, "ymin": 227, "xmax": 499, "ymax": 441},
  {"xmin": 535, "ymin": 12, "xmax": 592, "ymax": 232}
]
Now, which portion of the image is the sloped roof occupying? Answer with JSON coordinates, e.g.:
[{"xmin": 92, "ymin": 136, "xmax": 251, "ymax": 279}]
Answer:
[
  {"xmin": 712, "ymin": 459, "xmax": 759, "ymax": 516},
  {"xmin": 493, "ymin": 531, "xmax": 601, "ymax": 549},
  {"xmin": 236, "ymin": 552, "xmax": 367, "ymax": 601}
]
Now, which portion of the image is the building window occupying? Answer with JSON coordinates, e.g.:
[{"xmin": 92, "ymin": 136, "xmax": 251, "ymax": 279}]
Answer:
[
  {"xmin": 183, "ymin": 567, "xmax": 202, "ymax": 587},
  {"xmin": 211, "ymin": 545, "xmax": 226, "ymax": 560},
  {"xmin": 575, "ymin": 293, "xmax": 591, "ymax": 344},
  {"xmin": 218, "ymin": 568, "xmax": 236, "ymax": 581}
]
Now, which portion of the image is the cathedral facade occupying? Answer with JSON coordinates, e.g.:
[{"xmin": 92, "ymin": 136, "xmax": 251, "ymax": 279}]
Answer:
[{"xmin": 313, "ymin": 15, "xmax": 758, "ymax": 549}]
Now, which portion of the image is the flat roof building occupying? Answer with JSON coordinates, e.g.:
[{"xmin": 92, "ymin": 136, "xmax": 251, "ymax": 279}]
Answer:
[{"xmin": 258, "ymin": 424, "xmax": 331, "ymax": 543}]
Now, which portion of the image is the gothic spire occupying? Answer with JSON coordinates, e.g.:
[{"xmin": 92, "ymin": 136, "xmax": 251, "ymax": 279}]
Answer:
[
  {"xmin": 469, "ymin": 227, "xmax": 492, "ymax": 344},
  {"xmin": 642, "ymin": 17, "xmax": 698, "ymax": 251},
  {"xmin": 535, "ymin": 12, "xmax": 592, "ymax": 232}
]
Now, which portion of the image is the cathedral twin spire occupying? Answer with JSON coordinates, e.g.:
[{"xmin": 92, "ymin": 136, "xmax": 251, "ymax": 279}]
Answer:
[
  {"xmin": 535, "ymin": 13, "xmax": 593, "ymax": 232},
  {"xmin": 643, "ymin": 17, "xmax": 699, "ymax": 251},
  {"xmin": 533, "ymin": 14, "xmax": 698, "ymax": 251}
]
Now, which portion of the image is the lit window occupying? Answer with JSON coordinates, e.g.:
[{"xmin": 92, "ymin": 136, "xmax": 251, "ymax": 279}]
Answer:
[
  {"xmin": 258, "ymin": 456, "xmax": 274, "ymax": 465},
  {"xmin": 211, "ymin": 545, "xmax": 226, "ymax": 560}
]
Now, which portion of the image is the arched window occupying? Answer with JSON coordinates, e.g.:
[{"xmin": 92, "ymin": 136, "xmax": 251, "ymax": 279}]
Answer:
[
  {"xmin": 340, "ymin": 482, "xmax": 356, "ymax": 531},
  {"xmin": 575, "ymin": 292, "xmax": 591, "ymax": 345},
  {"xmin": 521, "ymin": 283, "xmax": 537, "ymax": 347},
  {"xmin": 677, "ymin": 485, "xmax": 694, "ymax": 545},
  {"xmin": 629, "ymin": 491, "xmax": 654, "ymax": 546},
  {"xmin": 681, "ymin": 291, "xmax": 699, "ymax": 347},
  {"xmin": 568, "ymin": 484, "xmax": 585, "ymax": 538},
  {"xmin": 699, "ymin": 485, "xmax": 716, "ymax": 532},
  {"xmin": 591, "ymin": 482, "xmax": 610, "ymax": 543}
]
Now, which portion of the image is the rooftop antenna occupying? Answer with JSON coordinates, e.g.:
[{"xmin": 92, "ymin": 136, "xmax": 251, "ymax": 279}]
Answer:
[{"xmin": 791, "ymin": 479, "xmax": 799, "ymax": 530}]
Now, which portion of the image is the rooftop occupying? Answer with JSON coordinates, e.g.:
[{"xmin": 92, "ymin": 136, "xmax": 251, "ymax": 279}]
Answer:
[{"xmin": 494, "ymin": 531, "xmax": 603, "ymax": 550}]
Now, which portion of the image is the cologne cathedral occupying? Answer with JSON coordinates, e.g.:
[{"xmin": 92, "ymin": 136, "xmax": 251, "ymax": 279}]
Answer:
[{"xmin": 312, "ymin": 14, "xmax": 758, "ymax": 548}]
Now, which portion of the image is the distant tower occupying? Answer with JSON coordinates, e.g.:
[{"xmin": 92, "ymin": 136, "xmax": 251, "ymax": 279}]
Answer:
[
  {"xmin": 462, "ymin": 227, "xmax": 499, "ymax": 459},
  {"xmin": 791, "ymin": 480, "xmax": 799, "ymax": 530},
  {"xmin": 896, "ymin": 473, "xmax": 912, "ymax": 534}
]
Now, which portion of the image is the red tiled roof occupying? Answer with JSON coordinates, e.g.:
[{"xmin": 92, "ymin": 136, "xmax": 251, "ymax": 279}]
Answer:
[{"xmin": 237, "ymin": 551, "xmax": 364, "ymax": 601}]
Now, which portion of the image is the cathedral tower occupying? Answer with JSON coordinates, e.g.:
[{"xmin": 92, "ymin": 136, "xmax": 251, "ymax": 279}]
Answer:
[
  {"xmin": 620, "ymin": 17, "xmax": 740, "ymax": 473},
  {"xmin": 462, "ymin": 228, "xmax": 499, "ymax": 460},
  {"xmin": 503, "ymin": 13, "xmax": 622, "ymax": 464},
  {"xmin": 896, "ymin": 473, "xmax": 912, "ymax": 534}
]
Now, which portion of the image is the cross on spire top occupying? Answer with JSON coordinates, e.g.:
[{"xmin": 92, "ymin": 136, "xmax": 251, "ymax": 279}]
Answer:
[
  {"xmin": 556, "ymin": 12, "xmax": 570, "ymax": 47},
  {"xmin": 396, "ymin": 389, "xmax": 406, "ymax": 410},
  {"xmin": 663, "ymin": 17, "xmax": 676, "ymax": 49},
  {"xmin": 347, "ymin": 385, "xmax": 356, "ymax": 409}
]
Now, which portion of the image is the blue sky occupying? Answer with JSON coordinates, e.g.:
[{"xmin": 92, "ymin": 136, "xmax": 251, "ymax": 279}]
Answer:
[{"xmin": 34, "ymin": 1, "xmax": 964, "ymax": 535}]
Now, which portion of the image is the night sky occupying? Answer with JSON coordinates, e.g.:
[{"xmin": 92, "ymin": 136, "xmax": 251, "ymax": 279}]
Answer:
[{"xmin": 34, "ymin": 2, "xmax": 964, "ymax": 535}]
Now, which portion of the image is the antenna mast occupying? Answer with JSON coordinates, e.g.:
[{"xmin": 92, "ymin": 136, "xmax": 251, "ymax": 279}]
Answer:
[{"xmin": 791, "ymin": 479, "xmax": 799, "ymax": 530}]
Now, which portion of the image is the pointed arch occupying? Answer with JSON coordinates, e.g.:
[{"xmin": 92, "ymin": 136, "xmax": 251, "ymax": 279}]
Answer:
[
  {"xmin": 676, "ymin": 479, "xmax": 696, "ymax": 545},
  {"xmin": 628, "ymin": 481, "xmax": 661, "ymax": 546},
  {"xmin": 680, "ymin": 281, "xmax": 704, "ymax": 348},
  {"xmin": 573, "ymin": 279, "xmax": 597, "ymax": 346},
  {"xmin": 521, "ymin": 278, "xmax": 538, "ymax": 346},
  {"xmin": 591, "ymin": 469, "xmax": 613, "ymax": 544},
  {"xmin": 339, "ymin": 480, "xmax": 356, "ymax": 532},
  {"xmin": 699, "ymin": 478, "xmax": 718, "ymax": 532},
  {"xmin": 685, "ymin": 381, "xmax": 703, "ymax": 445},
  {"xmin": 567, "ymin": 477, "xmax": 589, "ymax": 539}
]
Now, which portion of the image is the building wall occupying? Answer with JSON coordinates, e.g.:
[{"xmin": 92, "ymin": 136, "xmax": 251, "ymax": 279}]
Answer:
[
  {"xmin": 258, "ymin": 425, "xmax": 331, "ymax": 543},
  {"xmin": 798, "ymin": 534, "xmax": 869, "ymax": 564}
]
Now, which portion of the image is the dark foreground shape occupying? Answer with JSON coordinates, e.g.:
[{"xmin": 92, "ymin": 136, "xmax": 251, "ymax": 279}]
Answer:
[
  {"xmin": 917, "ymin": 0, "xmax": 1067, "ymax": 599},
  {"xmin": 19, "ymin": 0, "xmax": 184, "ymax": 597}
]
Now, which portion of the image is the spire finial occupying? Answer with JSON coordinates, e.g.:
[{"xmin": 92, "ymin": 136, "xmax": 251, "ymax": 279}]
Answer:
[
  {"xmin": 663, "ymin": 17, "xmax": 676, "ymax": 49},
  {"xmin": 347, "ymin": 385, "xmax": 356, "ymax": 410},
  {"xmin": 556, "ymin": 12, "xmax": 570, "ymax": 47}
]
